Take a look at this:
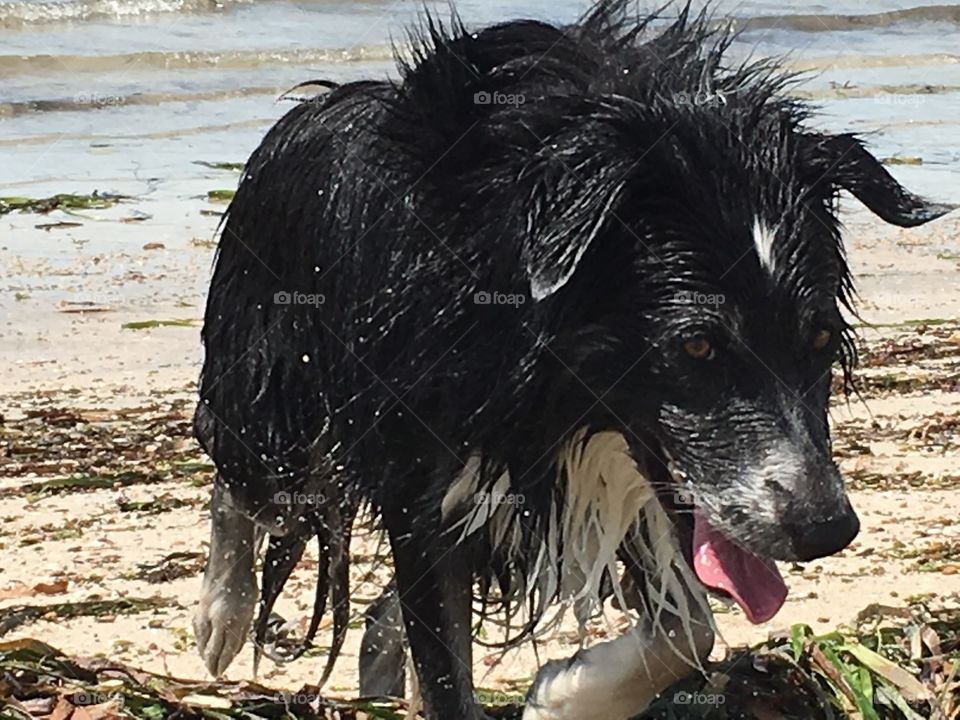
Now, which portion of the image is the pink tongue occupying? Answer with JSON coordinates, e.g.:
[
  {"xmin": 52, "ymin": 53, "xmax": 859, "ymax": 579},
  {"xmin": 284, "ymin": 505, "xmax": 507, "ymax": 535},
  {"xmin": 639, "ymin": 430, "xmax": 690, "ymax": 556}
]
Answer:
[{"xmin": 692, "ymin": 510, "xmax": 787, "ymax": 624}]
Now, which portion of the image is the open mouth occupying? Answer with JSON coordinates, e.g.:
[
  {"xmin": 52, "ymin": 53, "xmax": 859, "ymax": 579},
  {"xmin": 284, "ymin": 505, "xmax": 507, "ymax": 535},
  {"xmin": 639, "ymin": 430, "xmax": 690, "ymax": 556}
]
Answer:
[{"xmin": 660, "ymin": 448, "xmax": 788, "ymax": 625}]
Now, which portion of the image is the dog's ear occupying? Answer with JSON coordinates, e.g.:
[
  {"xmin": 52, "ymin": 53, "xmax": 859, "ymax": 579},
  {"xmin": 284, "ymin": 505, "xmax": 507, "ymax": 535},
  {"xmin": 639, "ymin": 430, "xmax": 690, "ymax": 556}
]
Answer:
[
  {"xmin": 522, "ymin": 160, "xmax": 627, "ymax": 301},
  {"xmin": 810, "ymin": 133, "xmax": 955, "ymax": 227}
]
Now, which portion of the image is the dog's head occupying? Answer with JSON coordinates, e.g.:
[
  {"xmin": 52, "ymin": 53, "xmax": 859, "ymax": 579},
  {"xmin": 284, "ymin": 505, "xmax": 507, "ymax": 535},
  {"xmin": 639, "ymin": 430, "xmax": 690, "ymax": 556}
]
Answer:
[{"xmin": 512, "ymin": 11, "xmax": 953, "ymax": 621}]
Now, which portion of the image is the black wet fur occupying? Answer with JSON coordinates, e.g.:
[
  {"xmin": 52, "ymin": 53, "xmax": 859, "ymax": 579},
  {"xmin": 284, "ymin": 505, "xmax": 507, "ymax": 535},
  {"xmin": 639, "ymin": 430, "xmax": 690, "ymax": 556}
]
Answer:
[{"xmin": 194, "ymin": 1, "xmax": 952, "ymax": 716}]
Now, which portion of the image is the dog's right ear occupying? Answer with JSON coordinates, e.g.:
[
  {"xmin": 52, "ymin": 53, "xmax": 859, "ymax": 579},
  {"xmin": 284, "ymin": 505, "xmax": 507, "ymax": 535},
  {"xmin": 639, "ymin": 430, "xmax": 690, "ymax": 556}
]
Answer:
[{"xmin": 810, "ymin": 134, "xmax": 955, "ymax": 227}]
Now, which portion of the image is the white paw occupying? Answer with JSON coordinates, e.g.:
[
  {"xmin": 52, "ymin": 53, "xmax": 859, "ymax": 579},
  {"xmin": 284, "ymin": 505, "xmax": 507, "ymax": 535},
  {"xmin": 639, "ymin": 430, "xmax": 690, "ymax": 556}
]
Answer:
[{"xmin": 193, "ymin": 573, "xmax": 257, "ymax": 677}]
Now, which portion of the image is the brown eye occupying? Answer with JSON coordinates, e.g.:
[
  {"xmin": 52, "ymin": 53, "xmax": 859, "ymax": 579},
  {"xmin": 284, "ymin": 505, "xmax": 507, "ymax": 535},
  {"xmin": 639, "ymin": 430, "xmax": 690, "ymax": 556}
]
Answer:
[
  {"xmin": 811, "ymin": 329, "xmax": 832, "ymax": 351},
  {"xmin": 683, "ymin": 337, "xmax": 713, "ymax": 360}
]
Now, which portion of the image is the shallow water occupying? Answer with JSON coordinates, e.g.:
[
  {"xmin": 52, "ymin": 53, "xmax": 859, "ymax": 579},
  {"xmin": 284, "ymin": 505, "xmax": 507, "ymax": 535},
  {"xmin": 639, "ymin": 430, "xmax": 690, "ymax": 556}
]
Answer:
[{"xmin": 1, "ymin": 0, "xmax": 958, "ymax": 204}]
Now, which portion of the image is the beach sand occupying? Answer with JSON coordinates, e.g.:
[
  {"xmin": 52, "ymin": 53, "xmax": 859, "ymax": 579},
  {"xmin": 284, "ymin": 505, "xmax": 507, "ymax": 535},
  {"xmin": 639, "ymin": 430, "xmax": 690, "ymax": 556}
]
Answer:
[{"xmin": 1, "ymin": 198, "xmax": 958, "ymax": 698}]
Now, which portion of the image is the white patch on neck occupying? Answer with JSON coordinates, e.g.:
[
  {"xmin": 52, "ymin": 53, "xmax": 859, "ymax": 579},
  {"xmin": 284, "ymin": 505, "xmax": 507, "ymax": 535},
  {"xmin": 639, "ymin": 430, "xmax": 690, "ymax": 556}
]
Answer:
[
  {"xmin": 440, "ymin": 429, "xmax": 717, "ymax": 719},
  {"xmin": 555, "ymin": 430, "xmax": 656, "ymax": 614},
  {"xmin": 752, "ymin": 219, "xmax": 777, "ymax": 274},
  {"xmin": 440, "ymin": 431, "xmax": 710, "ymax": 630}
]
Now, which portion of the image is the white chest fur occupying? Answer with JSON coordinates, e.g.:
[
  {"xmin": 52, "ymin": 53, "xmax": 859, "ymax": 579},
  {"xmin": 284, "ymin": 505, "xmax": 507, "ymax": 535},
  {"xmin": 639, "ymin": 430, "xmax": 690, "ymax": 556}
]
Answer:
[{"xmin": 442, "ymin": 430, "xmax": 715, "ymax": 720}]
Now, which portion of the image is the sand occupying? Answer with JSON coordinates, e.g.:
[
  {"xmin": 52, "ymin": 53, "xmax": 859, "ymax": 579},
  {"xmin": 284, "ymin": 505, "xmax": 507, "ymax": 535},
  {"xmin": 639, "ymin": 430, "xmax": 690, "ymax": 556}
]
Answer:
[{"xmin": 1, "ymin": 196, "xmax": 958, "ymax": 699}]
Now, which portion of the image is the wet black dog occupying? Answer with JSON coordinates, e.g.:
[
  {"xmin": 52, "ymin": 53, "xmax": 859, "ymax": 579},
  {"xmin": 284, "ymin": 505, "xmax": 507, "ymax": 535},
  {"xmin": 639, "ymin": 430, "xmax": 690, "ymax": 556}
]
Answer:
[{"xmin": 191, "ymin": 2, "xmax": 952, "ymax": 718}]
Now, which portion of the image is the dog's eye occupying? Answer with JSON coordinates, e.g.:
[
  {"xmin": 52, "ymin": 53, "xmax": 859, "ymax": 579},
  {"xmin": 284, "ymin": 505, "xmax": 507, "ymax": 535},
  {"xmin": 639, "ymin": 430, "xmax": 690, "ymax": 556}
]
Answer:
[
  {"xmin": 811, "ymin": 329, "xmax": 832, "ymax": 351},
  {"xmin": 683, "ymin": 337, "xmax": 713, "ymax": 360}
]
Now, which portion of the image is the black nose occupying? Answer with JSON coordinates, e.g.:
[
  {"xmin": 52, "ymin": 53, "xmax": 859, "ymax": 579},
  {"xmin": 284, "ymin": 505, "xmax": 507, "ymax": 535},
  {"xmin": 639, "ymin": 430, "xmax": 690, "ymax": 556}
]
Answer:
[{"xmin": 789, "ymin": 510, "xmax": 860, "ymax": 561}]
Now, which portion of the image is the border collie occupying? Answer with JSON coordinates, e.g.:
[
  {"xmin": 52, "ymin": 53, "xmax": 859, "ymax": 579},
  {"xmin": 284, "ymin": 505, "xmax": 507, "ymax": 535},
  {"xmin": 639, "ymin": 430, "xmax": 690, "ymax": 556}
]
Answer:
[{"xmin": 191, "ymin": 2, "xmax": 952, "ymax": 718}]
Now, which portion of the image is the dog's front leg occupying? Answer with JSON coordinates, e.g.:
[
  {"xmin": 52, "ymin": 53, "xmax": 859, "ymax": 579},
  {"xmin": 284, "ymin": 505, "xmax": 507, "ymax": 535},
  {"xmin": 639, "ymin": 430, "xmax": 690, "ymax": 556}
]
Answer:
[
  {"xmin": 194, "ymin": 481, "xmax": 260, "ymax": 677},
  {"xmin": 383, "ymin": 505, "xmax": 484, "ymax": 720},
  {"xmin": 523, "ymin": 608, "xmax": 714, "ymax": 720}
]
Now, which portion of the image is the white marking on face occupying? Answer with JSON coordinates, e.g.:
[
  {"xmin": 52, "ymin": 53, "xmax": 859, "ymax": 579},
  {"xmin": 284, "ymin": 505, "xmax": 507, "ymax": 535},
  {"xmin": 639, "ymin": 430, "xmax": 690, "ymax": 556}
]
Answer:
[
  {"xmin": 711, "ymin": 439, "xmax": 834, "ymax": 527},
  {"xmin": 752, "ymin": 219, "xmax": 777, "ymax": 273}
]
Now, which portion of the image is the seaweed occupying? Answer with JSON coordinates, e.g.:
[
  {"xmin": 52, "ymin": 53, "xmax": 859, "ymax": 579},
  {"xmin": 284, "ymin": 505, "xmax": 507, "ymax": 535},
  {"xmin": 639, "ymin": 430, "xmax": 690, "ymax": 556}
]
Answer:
[
  {"xmin": 0, "ymin": 598, "xmax": 174, "ymax": 638},
  {"xmin": 0, "ymin": 192, "xmax": 131, "ymax": 216},
  {"xmin": 1, "ymin": 605, "xmax": 957, "ymax": 718},
  {"xmin": 1, "ymin": 472, "xmax": 175, "ymax": 498},
  {"xmin": 194, "ymin": 161, "xmax": 245, "ymax": 172},
  {"xmin": 881, "ymin": 157, "xmax": 924, "ymax": 166},
  {"xmin": 121, "ymin": 319, "xmax": 197, "ymax": 330},
  {"xmin": 135, "ymin": 552, "xmax": 206, "ymax": 583}
]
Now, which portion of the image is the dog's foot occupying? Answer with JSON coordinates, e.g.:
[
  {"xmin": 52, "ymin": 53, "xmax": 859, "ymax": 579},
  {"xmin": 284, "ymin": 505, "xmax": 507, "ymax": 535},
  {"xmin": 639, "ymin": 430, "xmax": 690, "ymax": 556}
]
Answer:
[
  {"xmin": 522, "ymin": 656, "xmax": 588, "ymax": 720},
  {"xmin": 194, "ymin": 482, "xmax": 260, "ymax": 677},
  {"xmin": 522, "ymin": 618, "xmax": 714, "ymax": 720},
  {"xmin": 193, "ymin": 570, "xmax": 258, "ymax": 677}
]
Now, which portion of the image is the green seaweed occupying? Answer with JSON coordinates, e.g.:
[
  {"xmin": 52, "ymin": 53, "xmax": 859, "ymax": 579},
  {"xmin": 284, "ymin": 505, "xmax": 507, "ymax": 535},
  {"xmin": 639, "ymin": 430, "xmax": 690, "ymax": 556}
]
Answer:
[
  {"xmin": 3, "ymin": 470, "xmax": 184, "ymax": 498},
  {"xmin": 0, "ymin": 192, "xmax": 131, "ymax": 216},
  {"xmin": 1, "ymin": 606, "xmax": 957, "ymax": 719},
  {"xmin": 881, "ymin": 156, "xmax": 923, "ymax": 166},
  {"xmin": 122, "ymin": 319, "xmax": 198, "ymax": 330}
]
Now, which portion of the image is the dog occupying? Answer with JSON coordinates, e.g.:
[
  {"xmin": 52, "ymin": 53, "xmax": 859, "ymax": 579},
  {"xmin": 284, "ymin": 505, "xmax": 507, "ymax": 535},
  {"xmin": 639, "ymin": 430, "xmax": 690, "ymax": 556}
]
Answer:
[{"xmin": 191, "ymin": 2, "xmax": 953, "ymax": 718}]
